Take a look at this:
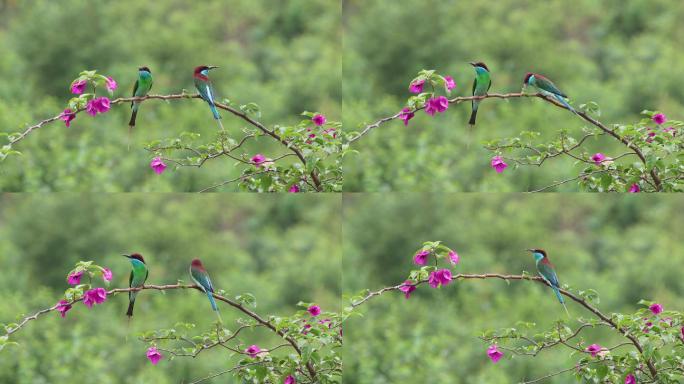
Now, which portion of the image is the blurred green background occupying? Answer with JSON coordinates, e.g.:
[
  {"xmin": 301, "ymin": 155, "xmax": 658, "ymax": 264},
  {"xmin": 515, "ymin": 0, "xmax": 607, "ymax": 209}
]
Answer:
[
  {"xmin": 342, "ymin": 194, "xmax": 684, "ymax": 383},
  {"xmin": 0, "ymin": 194, "xmax": 341, "ymax": 383},
  {"xmin": 0, "ymin": 0, "xmax": 341, "ymax": 192},
  {"xmin": 343, "ymin": 0, "xmax": 684, "ymax": 192}
]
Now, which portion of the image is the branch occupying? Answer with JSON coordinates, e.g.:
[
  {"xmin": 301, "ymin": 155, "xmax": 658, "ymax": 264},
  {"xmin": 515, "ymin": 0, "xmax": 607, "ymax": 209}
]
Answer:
[
  {"xmin": 10, "ymin": 93, "xmax": 322, "ymax": 191},
  {"xmin": 351, "ymin": 272, "xmax": 658, "ymax": 378},
  {"xmin": 350, "ymin": 92, "xmax": 662, "ymax": 191},
  {"xmin": 5, "ymin": 283, "xmax": 318, "ymax": 380}
]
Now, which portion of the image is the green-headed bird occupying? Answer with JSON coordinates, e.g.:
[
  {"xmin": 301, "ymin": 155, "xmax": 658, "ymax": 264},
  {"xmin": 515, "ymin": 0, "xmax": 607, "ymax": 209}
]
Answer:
[
  {"xmin": 469, "ymin": 62, "xmax": 492, "ymax": 126},
  {"xmin": 193, "ymin": 65, "xmax": 224, "ymax": 130},
  {"xmin": 189, "ymin": 258, "xmax": 222, "ymax": 323},
  {"xmin": 528, "ymin": 249, "xmax": 569, "ymax": 316},
  {"xmin": 523, "ymin": 73, "xmax": 579, "ymax": 116},
  {"xmin": 128, "ymin": 66, "xmax": 153, "ymax": 150},
  {"xmin": 123, "ymin": 253, "xmax": 149, "ymax": 318}
]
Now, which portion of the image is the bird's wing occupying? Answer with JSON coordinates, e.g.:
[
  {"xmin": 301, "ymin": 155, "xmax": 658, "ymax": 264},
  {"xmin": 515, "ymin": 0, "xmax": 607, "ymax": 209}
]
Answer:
[
  {"xmin": 128, "ymin": 270, "xmax": 134, "ymax": 300},
  {"xmin": 191, "ymin": 268, "xmax": 215, "ymax": 293},
  {"xmin": 538, "ymin": 262, "xmax": 560, "ymax": 288},
  {"xmin": 534, "ymin": 75, "xmax": 567, "ymax": 98},
  {"xmin": 144, "ymin": 268, "xmax": 149, "ymax": 284},
  {"xmin": 130, "ymin": 80, "xmax": 139, "ymax": 108},
  {"xmin": 471, "ymin": 78, "xmax": 476, "ymax": 96},
  {"xmin": 487, "ymin": 77, "xmax": 492, "ymax": 93}
]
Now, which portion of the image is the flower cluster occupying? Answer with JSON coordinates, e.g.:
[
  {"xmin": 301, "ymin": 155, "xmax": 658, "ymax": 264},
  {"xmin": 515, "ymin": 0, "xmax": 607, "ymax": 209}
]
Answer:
[
  {"xmin": 402, "ymin": 241, "xmax": 459, "ymax": 299},
  {"xmin": 58, "ymin": 261, "xmax": 113, "ymax": 318},
  {"xmin": 401, "ymin": 70, "xmax": 457, "ymax": 127},
  {"xmin": 62, "ymin": 70, "xmax": 117, "ymax": 128}
]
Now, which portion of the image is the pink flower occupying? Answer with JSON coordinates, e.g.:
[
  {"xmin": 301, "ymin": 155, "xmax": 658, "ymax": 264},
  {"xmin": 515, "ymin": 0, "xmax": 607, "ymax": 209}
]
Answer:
[
  {"xmin": 649, "ymin": 303, "xmax": 663, "ymax": 315},
  {"xmin": 146, "ymin": 347, "xmax": 162, "ymax": 365},
  {"xmin": 105, "ymin": 76, "xmax": 117, "ymax": 91},
  {"xmin": 86, "ymin": 99, "xmax": 99, "ymax": 116},
  {"xmin": 428, "ymin": 269, "xmax": 452, "ymax": 288},
  {"xmin": 71, "ymin": 79, "xmax": 87, "ymax": 95},
  {"xmin": 591, "ymin": 153, "xmax": 606, "ymax": 165},
  {"xmin": 308, "ymin": 305, "xmax": 321, "ymax": 317},
  {"xmin": 444, "ymin": 76, "xmax": 456, "ymax": 91},
  {"xmin": 56, "ymin": 300, "xmax": 72, "ymax": 318},
  {"xmin": 399, "ymin": 280, "xmax": 416, "ymax": 299},
  {"xmin": 399, "ymin": 107, "xmax": 415, "ymax": 126},
  {"xmin": 629, "ymin": 183, "xmax": 640, "ymax": 193},
  {"xmin": 413, "ymin": 250, "xmax": 430, "ymax": 265},
  {"xmin": 664, "ymin": 126, "xmax": 676, "ymax": 136},
  {"xmin": 646, "ymin": 130, "xmax": 656, "ymax": 143},
  {"xmin": 102, "ymin": 268, "xmax": 113, "ymax": 282},
  {"xmin": 284, "ymin": 375, "xmax": 296, "ymax": 384},
  {"xmin": 302, "ymin": 324, "xmax": 312, "ymax": 335},
  {"xmin": 625, "ymin": 373, "xmax": 635, "ymax": 384},
  {"xmin": 312, "ymin": 114, "xmax": 326, "ymax": 126},
  {"xmin": 86, "ymin": 97, "xmax": 111, "ymax": 116},
  {"xmin": 67, "ymin": 271, "xmax": 83, "ymax": 285},
  {"xmin": 60, "ymin": 109, "xmax": 76, "ymax": 128},
  {"xmin": 425, "ymin": 96, "xmax": 449, "ymax": 116},
  {"xmin": 653, "ymin": 113, "xmax": 667, "ymax": 125},
  {"xmin": 251, "ymin": 153, "xmax": 266, "ymax": 165},
  {"xmin": 150, "ymin": 157, "xmax": 167, "ymax": 175},
  {"xmin": 245, "ymin": 344, "xmax": 261, "ymax": 358},
  {"xmin": 487, "ymin": 345, "xmax": 503, "ymax": 363},
  {"xmin": 83, "ymin": 287, "xmax": 107, "ymax": 308},
  {"xmin": 586, "ymin": 343, "xmax": 602, "ymax": 357},
  {"xmin": 323, "ymin": 128, "xmax": 337, "ymax": 138},
  {"xmin": 491, "ymin": 156, "xmax": 508, "ymax": 173},
  {"xmin": 289, "ymin": 184, "xmax": 300, "ymax": 193},
  {"xmin": 448, "ymin": 250, "xmax": 459, "ymax": 265},
  {"xmin": 409, "ymin": 79, "xmax": 425, "ymax": 94}
]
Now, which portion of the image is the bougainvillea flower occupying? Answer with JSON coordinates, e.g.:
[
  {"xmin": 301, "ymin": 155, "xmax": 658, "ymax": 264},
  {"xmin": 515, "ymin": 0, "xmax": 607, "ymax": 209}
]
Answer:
[
  {"xmin": 302, "ymin": 324, "xmax": 312, "ymax": 335},
  {"xmin": 649, "ymin": 303, "xmax": 663, "ymax": 315},
  {"xmin": 624, "ymin": 374, "xmax": 635, "ymax": 384},
  {"xmin": 425, "ymin": 96, "xmax": 449, "ymax": 116},
  {"xmin": 585, "ymin": 343, "xmax": 602, "ymax": 357},
  {"xmin": 653, "ymin": 113, "xmax": 666, "ymax": 125},
  {"xmin": 289, "ymin": 185, "xmax": 300, "ymax": 193},
  {"xmin": 487, "ymin": 345, "xmax": 503, "ymax": 363},
  {"xmin": 409, "ymin": 79, "xmax": 425, "ymax": 94},
  {"xmin": 591, "ymin": 153, "xmax": 606, "ymax": 165},
  {"xmin": 93, "ymin": 97, "xmax": 111, "ymax": 113},
  {"xmin": 646, "ymin": 130, "xmax": 656, "ymax": 143},
  {"xmin": 491, "ymin": 156, "xmax": 508, "ymax": 173},
  {"xmin": 56, "ymin": 300, "xmax": 72, "ymax": 318},
  {"xmin": 245, "ymin": 344, "xmax": 261, "ymax": 358},
  {"xmin": 428, "ymin": 269, "xmax": 452, "ymax": 288},
  {"xmin": 150, "ymin": 157, "xmax": 167, "ymax": 175},
  {"xmin": 413, "ymin": 250, "xmax": 430, "ymax": 265},
  {"xmin": 448, "ymin": 250, "xmax": 460, "ymax": 265},
  {"xmin": 105, "ymin": 76, "xmax": 117, "ymax": 91},
  {"xmin": 323, "ymin": 128, "xmax": 337, "ymax": 138},
  {"xmin": 147, "ymin": 347, "xmax": 162, "ymax": 365},
  {"xmin": 83, "ymin": 287, "xmax": 107, "ymax": 308},
  {"xmin": 67, "ymin": 271, "xmax": 83, "ymax": 285},
  {"xmin": 399, "ymin": 280, "xmax": 416, "ymax": 299},
  {"xmin": 284, "ymin": 375, "xmax": 296, "ymax": 384},
  {"xmin": 312, "ymin": 114, "xmax": 326, "ymax": 126},
  {"xmin": 102, "ymin": 268, "xmax": 113, "ymax": 282},
  {"xmin": 399, "ymin": 107, "xmax": 415, "ymax": 126},
  {"xmin": 60, "ymin": 109, "xmax": 76, "ymax": 128},
  {"xmin": 86, "ymin": 99, "xmax": 99, "ymax": 116},
  {"xmin": 628, "ymin": 183, "xmax": 640, "ymax": 193},
  {"xmin": 308, "ymin": 305, "xmax": 321, "ymax": 317},
  {"xmin": 444, "ymin": 76, "xmax": 456, "ymax": 91},
  {"xmin": 71, "ymin": 79, "xmax": 87, "ymax": 95},
  {"xmin": 663, "ymin": 126, "xmax": 676, "ymax": 136}
]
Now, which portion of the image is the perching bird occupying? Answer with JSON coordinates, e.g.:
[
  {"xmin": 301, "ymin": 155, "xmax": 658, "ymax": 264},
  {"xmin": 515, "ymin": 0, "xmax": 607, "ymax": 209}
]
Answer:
[
  {"xmin": 189, "ymin": 258, "xmax": 222, "ymax": 323},
  {"xmin": 527, "ymin": 248, "xmax": 570, "ymax": 316},
  {"xmin": 193, "ymin": 65, "xmax": 224, "ymax": 130},
  {"xmin": 522, "ymin": 73, "xmax": 579, "ymax": 116},
  {"xmin": 469, "ymin": 62, "xmax": 492, "ymax": 126},
  {"xmin": 128, "ymin": 66, "xmax": 153, "ymax": 149},
  {"xmin": 123, "ymin": 253, "xmax": 149, "ymax": 318}
]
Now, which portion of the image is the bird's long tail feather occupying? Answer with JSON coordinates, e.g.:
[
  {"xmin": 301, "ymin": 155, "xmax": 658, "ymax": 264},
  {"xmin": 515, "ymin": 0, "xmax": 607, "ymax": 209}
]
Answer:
[
  {"xmin": 128, "ymin": 109, "xmax": 137, "ymax": 151},
  {"xmin": 552, "ymin": 286, "xmax": 571, "ymax": 317},
  {"xmin": 554, "ymin": 94, "xmax": 580, "ymax": 116},
  {"xmin": 207, "ymin": 292, "xmax": 223, "ymax": 323},
  {"xmin": 126, "ymin": 300, "xmax": 135, "ymax": 317}
]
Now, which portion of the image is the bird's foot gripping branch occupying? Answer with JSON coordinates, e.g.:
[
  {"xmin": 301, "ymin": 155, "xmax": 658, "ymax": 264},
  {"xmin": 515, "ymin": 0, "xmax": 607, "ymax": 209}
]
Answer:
[
  {"xmin": 1, "ymin": 69, "xmax": 343, "ymax": 192},
  {"xmin": 347, "ymin": 69, "xmax": 683, "ymax": 192},
  {"xmin": 347, "ymin": 241, "xmax": 684, "ymax": 383},
  {"xmin": 1, "ymin": 260, "xmax": 342, "ymax": 384}
]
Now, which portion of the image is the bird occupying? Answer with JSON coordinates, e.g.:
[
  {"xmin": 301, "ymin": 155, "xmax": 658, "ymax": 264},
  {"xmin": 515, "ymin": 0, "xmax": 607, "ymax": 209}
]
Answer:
[
  {"xmin": 193, "ymin": 65, "xmax": 224, "ymax": 130},
  {"xmin": 469, "ymin": 62, "xmax": 492, "ymax": 126},
  {"xmin": 527, "ymin": 248, "xmax": 570, "ymax": 316},
  {"xmin": 123, "ymin": 253, "xmax": 149, "ymax": 318},
  {"xmin": 522, "ymin": 73, "xmax": 579, "ymax": 116},
  {"xmin": 128, "ymin": 66, "xmax": 153, "ymax": 149},
  {"xmin": 189, "ymin": 258, "xmax": 222, "ymax": 323}
]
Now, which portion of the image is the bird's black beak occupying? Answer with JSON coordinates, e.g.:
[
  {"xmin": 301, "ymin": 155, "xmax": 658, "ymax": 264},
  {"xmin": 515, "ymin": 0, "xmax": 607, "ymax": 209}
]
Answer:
[
  {"xmin": 207, "ymin": 65, "xmax": 219, "ymax": 70},
  {"xmin": 469, "ymin": 62, "xmax": 476, "ymax": 67},
  {"xmin": 122, "ymin": 254, "xmax": 131, "ymax": 258},
  {"xmin": 525, "ymin": 249, "xmax": 534, "ymax": 252}
]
